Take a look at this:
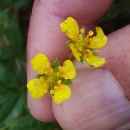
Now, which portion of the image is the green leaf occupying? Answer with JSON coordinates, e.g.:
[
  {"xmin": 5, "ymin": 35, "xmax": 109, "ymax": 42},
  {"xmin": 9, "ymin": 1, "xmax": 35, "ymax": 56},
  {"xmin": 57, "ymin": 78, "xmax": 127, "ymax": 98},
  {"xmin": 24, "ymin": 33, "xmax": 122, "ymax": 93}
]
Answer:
[
  {"xmin": 0, "ymin": 0, "xmax": 14, "ymax": 9},
  {"xmin": 8, "ymin": 116, "xmax": 62, "ymax": 130},
  {"xmin": 0, "ymin": 64, "xmax": 7, "ymax": 84},
  {"xmin": 0, "ymin": 94, "xmax": 18, "ymax": 124},
  {"xmin": 36, "ymin": 122, "xmax": 62, "ymax": 130},
  {"xmin": 0, "ymin": 0, "xmax": 32, "ymax": 10},
  {"xmin": 0, "ymin": 45, "xmax": 10, "ymax": 60},
  {"xmin": 0, "ymin": 12, "xmax": 23, "ymax": 57},
  {"xmin": 13, "ymin": 0, "xmax": 32, "ymax": 10},
  {"xmin": 3, "ymin": 93, "xmax": 26, "ymax": 124}
]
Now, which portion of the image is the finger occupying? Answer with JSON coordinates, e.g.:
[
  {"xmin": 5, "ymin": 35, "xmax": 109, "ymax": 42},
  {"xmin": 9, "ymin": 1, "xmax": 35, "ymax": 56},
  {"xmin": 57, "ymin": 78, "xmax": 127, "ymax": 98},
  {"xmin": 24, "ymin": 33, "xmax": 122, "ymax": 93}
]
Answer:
[
  {"xmin": 101, "ymin": 25, "xmax": 130, "ymax": 100},
  {"xmin": 27, "ymin": 93, "xmax": 54, "ymax": 121},
  {"xmin": 27, "ymin": 0, "xmax": 113, "ymax": 122},
  {"xmin": 74, "ymin": 25, "xmax": 130, "ymax": 100},
  {"xmin": 53, "ymin": 68, "xmax": 130, "ymax": 130}
]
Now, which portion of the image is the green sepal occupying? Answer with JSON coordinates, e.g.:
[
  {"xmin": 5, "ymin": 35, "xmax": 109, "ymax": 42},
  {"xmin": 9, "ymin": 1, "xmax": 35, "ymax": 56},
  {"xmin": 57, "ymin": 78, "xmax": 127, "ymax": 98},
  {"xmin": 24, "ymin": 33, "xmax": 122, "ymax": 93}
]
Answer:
[
  {"xmin": 61, "ymin": 78, "xmax": 72, "ymax": 85},
  {"xmin": 66, "ymin": 40, "xmax": 71, "ymax": 47},
  {"xmin": 80, "ymin": 55, "xmax": 84, "ymax": 63},
  {"xmin": 92, "ymin": 50, "xmax": 98, "ymax": 56},
  {"xmin": 36, "ymin": 74, "xmax": 48, "ymax": 79},
  {"xmin": 53, "ymin": 59, "xmax": 60, "ymax": 73},
  {"xmin": 88, "ymin": 64, "xmax": 94, "ymax": 68},
  {"xmin": 66, "ymin": 40, "xmax": 75, "ymax": 47}
]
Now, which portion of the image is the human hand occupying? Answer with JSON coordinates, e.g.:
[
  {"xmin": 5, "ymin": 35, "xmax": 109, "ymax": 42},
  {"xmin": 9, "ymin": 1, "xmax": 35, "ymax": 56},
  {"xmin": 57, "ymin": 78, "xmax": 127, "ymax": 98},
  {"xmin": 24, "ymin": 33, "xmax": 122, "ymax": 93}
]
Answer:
[{"xmin": 27, "ymin": 0, "xmax": 130, "ymax": 130}]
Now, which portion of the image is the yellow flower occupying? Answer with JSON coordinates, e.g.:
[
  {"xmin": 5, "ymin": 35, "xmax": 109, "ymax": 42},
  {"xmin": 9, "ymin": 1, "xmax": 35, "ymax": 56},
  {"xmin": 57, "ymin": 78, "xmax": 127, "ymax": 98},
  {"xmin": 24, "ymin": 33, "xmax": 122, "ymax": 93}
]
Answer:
[
  {"xmin": 31, "ymin": 53, "xmax": 51, "ymax": 74},
  {"xmin": 27, "ymin": 78, "xmax": 49, "ymax": 99},
  {"xmin": 51, "ymin": 84, "xmax": 71, "ymax": 104},
  {"xmin": 27, "ymin": 54, "xmax": 76, "ymax": 104},
  {"xmin": 60, "ymin": 17, "xmax": 107, "ymax": 68}
]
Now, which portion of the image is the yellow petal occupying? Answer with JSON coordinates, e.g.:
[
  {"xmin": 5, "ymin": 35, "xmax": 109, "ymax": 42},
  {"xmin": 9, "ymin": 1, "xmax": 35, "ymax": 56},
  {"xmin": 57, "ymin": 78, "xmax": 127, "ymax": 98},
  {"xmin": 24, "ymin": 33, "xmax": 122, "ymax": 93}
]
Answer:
[
  {"xmin": 58, "ymin": 60, "xmax": 76, "ymax": 79},
  {"xmin": 27, "ymin": 78, "xmax": 49, "ymax": 99},
  {"xmin": 69, "ymin": 43, "xmax": 81, "ymax": 61},
  {"xmin": 51, "ymin": 84, "xmax": 71, "ymax": 104},
  {"xmin": 31, "ymin": 53, "xmax": 51, "ymax": 74},
  {"xmin": 60, "ymin": 17, "xmax": 79, "ymax": 41},
  {"xmin": 87, "ymin": 27, "xmax": 107, "ymax": 48},
  {"xmin": 85, "ymin": 54, "xmax": 105, "ymax": 68}
]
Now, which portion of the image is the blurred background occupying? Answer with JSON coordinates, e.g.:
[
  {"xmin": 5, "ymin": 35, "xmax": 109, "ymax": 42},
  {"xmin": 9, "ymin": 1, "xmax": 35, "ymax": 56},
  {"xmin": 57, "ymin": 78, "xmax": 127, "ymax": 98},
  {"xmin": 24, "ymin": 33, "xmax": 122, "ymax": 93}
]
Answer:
[{"xmin": 0, "ymin": 0, "xmax": 130, "ymax": 130}]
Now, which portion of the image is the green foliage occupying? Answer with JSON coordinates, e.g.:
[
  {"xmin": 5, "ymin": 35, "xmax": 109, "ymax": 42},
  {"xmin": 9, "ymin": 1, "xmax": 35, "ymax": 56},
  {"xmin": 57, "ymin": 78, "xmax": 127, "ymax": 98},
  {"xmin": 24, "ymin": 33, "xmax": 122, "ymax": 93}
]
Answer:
[
  {"xmin": 0, "ymin": 0, "xmax": 32, "ymax": 10},
  {"xmin": 0, "ymin": 0, "xmax": 129, "ymax": 130},
  {"xmin": 0, "ymin": 0, "xmax": 62, "ymax": 130},
  {"xmin": 101, "ymin": 0, "xmax": 130, "ymax": 22},
  {"xmin": 99, "ymin": 0, "xmax": 130, "ymax": 33}
]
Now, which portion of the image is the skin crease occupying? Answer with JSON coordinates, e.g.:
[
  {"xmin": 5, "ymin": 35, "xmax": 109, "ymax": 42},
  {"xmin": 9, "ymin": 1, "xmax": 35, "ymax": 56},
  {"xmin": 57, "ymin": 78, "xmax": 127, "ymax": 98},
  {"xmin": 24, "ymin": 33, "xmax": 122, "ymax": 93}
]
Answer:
[{"xmin": 27, "ymin": 0, "xmax": 130, "ymax": 129}]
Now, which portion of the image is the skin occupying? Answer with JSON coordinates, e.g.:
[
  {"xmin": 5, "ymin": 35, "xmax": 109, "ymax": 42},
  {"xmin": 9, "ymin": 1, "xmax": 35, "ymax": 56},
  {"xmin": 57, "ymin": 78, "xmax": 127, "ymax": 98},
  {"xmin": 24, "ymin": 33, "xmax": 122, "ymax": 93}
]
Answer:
[{"xmin": 27, "ymin": 0, "xmax": 130, "ymax": 129}]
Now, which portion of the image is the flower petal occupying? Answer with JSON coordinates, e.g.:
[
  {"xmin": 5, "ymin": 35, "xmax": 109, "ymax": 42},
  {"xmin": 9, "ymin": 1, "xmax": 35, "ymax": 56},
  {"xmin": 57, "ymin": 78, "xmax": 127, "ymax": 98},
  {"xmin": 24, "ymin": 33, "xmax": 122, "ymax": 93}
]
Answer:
[
  {"xmin": 51, "ymin": 84, "xmax": 71, "ymax": 104},
  {"xmin": 69, "ymin": 43, "xmax": 81, "ymax": 61},
  {"xmin": 59, "ymin": 60, "xmax": 76, "ymax": 79},
  {"xmin": 31, "ymin": 53, "xmax": 51, "ymax": 74},
  {"xmin": 87, "ymin": 27, "xmax": 107, "ymax": 48},
  {"xmin": 85, "ymin": 54, "xmax": 105, "ymax": 68},
  {"xmin": 27, "ymin": 78, "xmax": 49, "ymax": 99},
  {"xmin": 60, "ymin": 17, "xmax": 79, "ymax": 41}
]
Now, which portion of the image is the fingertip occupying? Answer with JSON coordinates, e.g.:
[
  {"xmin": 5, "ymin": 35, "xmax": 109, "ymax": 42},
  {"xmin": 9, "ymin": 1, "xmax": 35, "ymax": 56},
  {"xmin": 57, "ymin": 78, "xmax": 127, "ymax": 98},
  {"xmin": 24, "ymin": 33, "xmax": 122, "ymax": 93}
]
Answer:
[
  {"xmin": 101, "ymin": 24, "xmax": 130, "ymax": 100},
  {"xmin": 28, "ymin": 92, "xmax": 55, "ymax": 122},
  {"xmin": 53, "ymin": 68, "xmax": 130, "ymax": 130},
  {"xmin": 26, "ymin": 63, "xmax": 55, "ymax": 122}
]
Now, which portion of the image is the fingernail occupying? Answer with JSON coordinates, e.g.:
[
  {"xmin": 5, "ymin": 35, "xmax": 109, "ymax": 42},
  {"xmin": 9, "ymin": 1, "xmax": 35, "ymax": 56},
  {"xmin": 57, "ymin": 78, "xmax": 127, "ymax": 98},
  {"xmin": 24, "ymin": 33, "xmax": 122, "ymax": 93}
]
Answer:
[{"xmin": 53, "ymin": 68, "xmax": 130, "ymax": 130}]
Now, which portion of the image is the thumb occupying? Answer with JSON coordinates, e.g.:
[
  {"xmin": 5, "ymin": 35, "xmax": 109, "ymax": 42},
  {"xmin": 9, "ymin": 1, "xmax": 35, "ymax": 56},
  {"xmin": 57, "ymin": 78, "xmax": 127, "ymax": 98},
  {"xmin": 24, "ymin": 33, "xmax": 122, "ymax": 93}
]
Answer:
[{"xmin": 52, "ymin": 68, "xmax": 130, "ymax": 130}]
